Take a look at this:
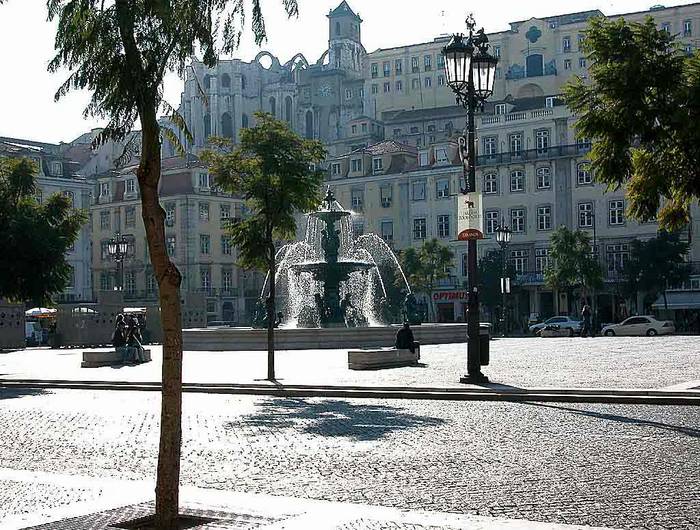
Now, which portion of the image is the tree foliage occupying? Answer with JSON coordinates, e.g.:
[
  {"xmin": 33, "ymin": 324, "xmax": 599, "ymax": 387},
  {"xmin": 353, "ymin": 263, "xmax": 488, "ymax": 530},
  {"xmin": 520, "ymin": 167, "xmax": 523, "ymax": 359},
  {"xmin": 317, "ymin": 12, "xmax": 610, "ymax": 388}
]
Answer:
[
  {"xmin": 0, "ymin": 157, "xmax": 85, "ymax": 304},
  {"xmin": 399, "ymin": 239, "xmax": 454, "ymax": 321},
  {"xmin": 564, "ymin": 16, "xmax": 700, "ymax": 230},
  {"xmin": 545, "ymin": 226, "xmax": 603, "ymax": 301},
  {"xmin": 203, "ymin": 113, "xmax": 325, "ymax": 378},
  {"xmin": 478, "ymin": 249, "xmax": 518, "ymax": 316},
  {"xmin": 621, "ymin": 231, "xmax": 691, "ymax": 310}
]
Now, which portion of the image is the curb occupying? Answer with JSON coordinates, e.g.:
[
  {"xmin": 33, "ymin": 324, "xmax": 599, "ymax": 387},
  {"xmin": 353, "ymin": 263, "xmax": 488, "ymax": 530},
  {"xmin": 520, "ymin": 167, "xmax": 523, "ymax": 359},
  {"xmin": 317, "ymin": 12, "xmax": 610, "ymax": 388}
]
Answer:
[{"xmin": 1, "ymin": 379, "xmax": 698, "ymax": 406}]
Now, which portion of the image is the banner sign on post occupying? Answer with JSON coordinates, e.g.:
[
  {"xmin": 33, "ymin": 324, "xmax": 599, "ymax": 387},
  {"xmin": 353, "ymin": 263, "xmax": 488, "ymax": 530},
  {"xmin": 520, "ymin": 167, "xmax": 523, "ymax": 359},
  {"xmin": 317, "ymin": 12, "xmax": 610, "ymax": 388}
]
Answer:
[{"xmin": 457, "ymin": 191, "xmax": 483, "ymax": 241}]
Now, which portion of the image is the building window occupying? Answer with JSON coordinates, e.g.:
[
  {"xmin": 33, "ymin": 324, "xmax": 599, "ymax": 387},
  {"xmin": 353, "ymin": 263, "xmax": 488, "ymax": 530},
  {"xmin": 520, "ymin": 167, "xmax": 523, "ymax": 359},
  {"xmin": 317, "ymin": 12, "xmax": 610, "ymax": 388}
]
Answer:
[
  {"xmin": 393, "ymin": 128, "xmax": 402, "ymax": 137},
  {"xmin": 483, "ymin": 173, "xmax": 498, "ymax": 194},
  {"xmin": 437, "ymin": 75, "xmax": 445, "ymax": 86},
  {"xmin": 411, "ymin": 78, "xmax": 420, "ymax": 90},
  {"xmin": 577, "ymin": 137, "xmax": 592, "ymax": 151},
  {"xmin": 536, "ymin": 129, "xmax": 549, "ymax": 153},
  {"xmin": 61, "ymin": 190, "xmax": 75, "ymax": 207},
  {"xmin": 535, "ymin": 248, "xmax": 551, "ymax": 272},
  {"xmin": 564, "ymin": 59, "xmax": 572, "ymax": 70},
  {"xmin": 351, "ymin": 124, "xmax": 357, "ymax": 135},
  {"xmin": 495, "ymin": 104, "xmax": 506, "ymax": 115},
  {"xmin": 536, "ymin": 166, "xmax": 551, "ymax": 189},
  {"xmin": 200, "ymin": 234, "xmax": 211, "ymax": 255},
  {"xmin": 351, "ymin": 158, "xmax": 362, "ymax": 172},
  {"xmin": 395, "ymin": 59, "xmax": 403, "ymax": 75},
  {"xmin": 509, "ymin": 133, "xmax": 522, "ymax": 155},
  {"xmin": 684, "ymin": 19, "xmax": 692, "ymax": 37},
  {"xmin": 579, "ymin": 57, "xmax": 587, "ymax": 68},
  {"xmin": 351, "ymin": 189, "xmax": 364, "ymax": 210},
  {"xmin": 510, "ymin": 249, "xmax": 529, "ymax": 273},
  {"xmin": 537, "ymin": 206, "xmax": 552, "ymax": 231},
  {"xmin": 686, "ymin": 44, "xmax": 694, "ymax": 55},
  {"xmin": 493, "ymin": 45, "xmax": 501, "ymax": 58},
  {"xmin": 413, "ymin": 218, "xmax": 427, "ymax": 240},
  {"xmin": 383, "ymin": 61, "xmax": 390, "ymax": 77},
  {"xmin": 125, "ymin": 206, "xmax": 136, "ymax": 228},
  {"xmin": 221, "ymin": 235, "xmax": 232, "ymax": 255},
  {"xmin": 424, "ymin": 55, "xmax": 432, "ymax": 71},
  {"xmin": 412, "ymin": 181, "xmax": 426, "ymax": 201},
  {"xmin": 411, "ymin": 56, "xmax": 419, "ymax": 73},
  {"xmin": 166, "ymin": 236, "xmax": 176, "ymax": 257},
  {"xmin": 424, "ymin": 77, "xmax": 432, "ymax": 88},
  {"xmin": 436, "ymin": 178, "xmax": 450, "ymax": 198},
  {"xmin": 485, "ymin": 210, "xmax": 499, "ymax": 234},
  {"xmin": 198, "ymin": 172, "xmax": 211, "ymax": 190},
  {"xmin": 147, "ymin": 272, "xmax": 157, "ymax": 294},
  {"xmin": 609, "ymin": 200, "xmax": 625, "ymax": 225},
  {"xmin": 331, "ymin": 162, "xmax": 341, "ymax": 176},
  {"xmin": 124, "ymin": 271, "xmax": 135, "ymax": 295},
  {"xmin": 352, "ymin": 220, "xmax": 364, "ymax": 239},
  {"xmin": 100, "ymin": 210, "xmax": 110, "ymax": 230},
  {"xmin": 371, "ymin": 84, "xmax": 378, "ymax": 94},
  {"xmin": 435, "ymin": 147, "xmax": 448, "ymax": 164},
  {"xmin": 579, "ymin": 202, "xmax": 594, "ymax": 228},
  {"xmin": 164, "ymin": 203, "xmax": 176, "ymax": 227},
  {"xmin": 437, "ymin": 215, "xmax": 450, "ymax": 238},
  {"xmin": 371, "ymin": 63, "xmax": 378, "ymax": 78},
  {"xmin": 419, "ymin": 151, "xmax": 429, "ymax": 166},
  {"xmin": 222, "ymin": 269, "xmax": 233, "ymax": 292},
  {"xmin": 100, "ymin": 272, "xmax": 110, "ymax": 291},
  {"xmin": 577, "ymin": 162, "xmax": 592, "ymax": 185},
  {"xmin": 484, "ymin": 136, "xmax": 497, "ymax": 158},
  {"xmin": 345, "ymin": 88, "xmax": 352, "ymax": 100},
  {"xmin": 100, "ymin": 182, "xmax": 110, "ymax": 197},
  {"xmin": 396, "ymin": 80, "xmax": 403, "ymax": 92},
  {"xmin": 199, "ymin": 202, "xmax": 210, "ymax": 223},
  {"xmin": 380, "ymin": 185, "xmax": 392, "ymax": 207},
  {"xmin": 383, "ymin": 82, "xmax": 391, "ymax": 93},
  {"xmin": 607, "ymin": 243, "xmax": 630, "ymax": 272},
  {"xmin": 381, "ymin": 220, "xmax": 393, "ymax": 243},
  {"xmin": 200, "ymin": 267, "xmax": 211, "ymax": 290},
  {"xmin": 563, "ymin": 36, "xmax": 571, "ymax": 52},
  {"xmin": 510, "ymin": 170, "xmax": 525, "ymax": 192},
  {"xmin": 50, "ymin": 160, "xmax": 62, "ymax": 176},
  {"xmin": 661, "ymin": 22, "xmax": 671, "ymax": 33},
  {"xmin": 125, "ymin": 179, "xmax": 136, "ymax": 195},
  {"xmin": 372, "ymin": 157, "xmax": 383, "ymax": 173},
  {"xmin": 511, "ymin": 208, "xmax": 525, "ymax": 233},
  {"xmin": 220, "ymin": 204, "xmax": 231, "ymax": 228}
]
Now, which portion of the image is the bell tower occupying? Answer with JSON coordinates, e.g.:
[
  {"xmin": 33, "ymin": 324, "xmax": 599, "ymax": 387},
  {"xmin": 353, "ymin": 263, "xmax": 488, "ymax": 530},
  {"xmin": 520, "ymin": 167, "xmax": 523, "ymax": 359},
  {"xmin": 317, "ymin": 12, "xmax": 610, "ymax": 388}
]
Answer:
[{"xmin": 327, "ymin": 1, "xmax": 364, "ymax": 74}]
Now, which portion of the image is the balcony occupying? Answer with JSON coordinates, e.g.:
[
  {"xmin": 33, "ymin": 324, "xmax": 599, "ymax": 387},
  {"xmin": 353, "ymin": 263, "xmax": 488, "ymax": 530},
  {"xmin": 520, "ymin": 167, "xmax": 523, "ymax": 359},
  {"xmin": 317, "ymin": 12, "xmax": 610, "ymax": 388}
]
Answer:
[
  {"xmin": 476, "ymin": 143, "xmax": 591, "ymax": 167},
  {"xmin": 515, "ymin": 270, "xmax": 545, "ymax": 285}
]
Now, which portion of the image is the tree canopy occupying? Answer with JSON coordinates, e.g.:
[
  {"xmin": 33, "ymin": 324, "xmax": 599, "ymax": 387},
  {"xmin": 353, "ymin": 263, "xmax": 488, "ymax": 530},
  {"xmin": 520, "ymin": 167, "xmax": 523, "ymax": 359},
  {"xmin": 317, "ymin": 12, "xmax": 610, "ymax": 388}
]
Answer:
[
  {"xmin": 0, "ymin": 157, "xmax": 85, "ymax": 304},
  {"xmin": 545, "ymin": 226, "xmax": 602, "ymax": 303},
  {"xmin": 564, "ymin": 16, "xmax": 700, "ymax": 230},
  {"xmin": 399, "ymin": 239, "xmax": 454, "ymax": 321},
  {"xmin": 478, "ymin": 249, "xmax": 518, "ymax": 316}
]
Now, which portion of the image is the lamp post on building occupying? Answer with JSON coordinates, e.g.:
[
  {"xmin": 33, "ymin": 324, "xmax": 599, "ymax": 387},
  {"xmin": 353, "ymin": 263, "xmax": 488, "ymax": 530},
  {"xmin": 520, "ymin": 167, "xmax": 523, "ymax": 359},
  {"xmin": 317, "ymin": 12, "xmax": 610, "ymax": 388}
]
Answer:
[
  {"xmin": 495, "ymin": 223, "xmax": 512, "ymax": 337},
  {"xmin": 443, "ymin": 14, "xmax": 498, "ymax": 383},
  {"xmin": 107, "ymin": 233, "xmax": 129, "ymax": 291}
]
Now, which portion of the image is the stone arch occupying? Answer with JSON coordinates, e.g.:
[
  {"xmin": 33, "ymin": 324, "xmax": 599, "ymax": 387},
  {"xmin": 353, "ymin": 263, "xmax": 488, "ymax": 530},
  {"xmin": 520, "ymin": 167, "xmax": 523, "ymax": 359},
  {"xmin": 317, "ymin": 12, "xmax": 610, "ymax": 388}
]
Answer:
[
  {"xmin": 517, "ymin": 83, "xmax": 544, "ymax": 99},
  {"xmin": 221, "ymin": 112, "xmax": 233, "ymax": 139},
  {"xmin": 254, "ymin": 51, "xmax": 280, "ymax": 70},
  {"xmin": 220, "ymin": 73, "xmax": 231, "ymax": 89},
  {"xmin": 269, "ymin": 97, "xmax": 276, "ymax": 117},
  {"xmin": 316, "ymin": 50, "xmax": 330, "ymax": 67},
  {"xmin": 285, "ymin": 53, "xmax": 309, "ymax": 71},
  {"xmin": 305, "ymin": 110, "xmax": 314, "ymax": 139},
  {"xmin": 285, "ymin": 96, "xmax": 293, "ymax": 124},
  {"xmin": 203, "ymin": 74, "xmax": 213, "ymax": 90}
]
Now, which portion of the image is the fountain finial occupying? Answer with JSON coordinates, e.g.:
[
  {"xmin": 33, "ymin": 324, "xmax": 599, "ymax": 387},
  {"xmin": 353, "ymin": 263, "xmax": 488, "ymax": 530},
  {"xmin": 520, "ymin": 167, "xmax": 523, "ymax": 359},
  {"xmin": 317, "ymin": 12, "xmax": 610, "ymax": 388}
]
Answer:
[{"xmin": 323, "ymin": 186, "xmax": 336, "ymax": 211}]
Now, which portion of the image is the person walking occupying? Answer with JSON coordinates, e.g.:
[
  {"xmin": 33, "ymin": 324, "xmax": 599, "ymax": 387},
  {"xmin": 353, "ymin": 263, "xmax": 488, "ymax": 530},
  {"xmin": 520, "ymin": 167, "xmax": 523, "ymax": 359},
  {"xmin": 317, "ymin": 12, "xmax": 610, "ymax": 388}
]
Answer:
[{"xmin": 581, "ymin": 303, "xmax": 593, "ymax": 338}]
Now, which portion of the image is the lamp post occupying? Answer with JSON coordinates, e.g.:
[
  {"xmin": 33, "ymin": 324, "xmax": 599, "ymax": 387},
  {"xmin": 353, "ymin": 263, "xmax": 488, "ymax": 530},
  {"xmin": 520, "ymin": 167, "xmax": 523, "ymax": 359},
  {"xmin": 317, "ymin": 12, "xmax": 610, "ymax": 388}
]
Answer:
[
  {"xmin": 107, "ymin": 233, "xmax": 130, "ymax": 291},
  {"xmin": 495, "ymin": 223, "xmax": 512, "ymax": 337},
  {"xmin": 443, "ymin": 14, "xmax": 498, "ymax": 383}
]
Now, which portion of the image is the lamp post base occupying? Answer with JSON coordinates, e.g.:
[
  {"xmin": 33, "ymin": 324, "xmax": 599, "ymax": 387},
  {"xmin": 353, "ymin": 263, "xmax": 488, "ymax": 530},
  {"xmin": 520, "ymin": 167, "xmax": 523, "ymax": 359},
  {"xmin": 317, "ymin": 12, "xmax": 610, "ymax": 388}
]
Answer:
[{"xmin": 459, "ymin": 372, "xmax": 490, "ymax": 384}]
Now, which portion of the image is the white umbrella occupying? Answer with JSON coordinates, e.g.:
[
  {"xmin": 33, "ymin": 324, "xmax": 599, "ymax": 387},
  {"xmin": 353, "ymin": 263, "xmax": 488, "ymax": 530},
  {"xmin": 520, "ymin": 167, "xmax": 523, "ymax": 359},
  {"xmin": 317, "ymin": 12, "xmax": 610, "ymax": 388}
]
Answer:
[{"xmin": 25, "ymin": 307, "xmax": 57, "ymax": 317}]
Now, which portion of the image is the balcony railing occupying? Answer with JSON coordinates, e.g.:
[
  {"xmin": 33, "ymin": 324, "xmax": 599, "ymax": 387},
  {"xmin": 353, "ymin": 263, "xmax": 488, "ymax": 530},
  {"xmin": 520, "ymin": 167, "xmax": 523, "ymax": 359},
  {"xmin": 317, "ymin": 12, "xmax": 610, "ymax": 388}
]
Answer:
[{"xmin": 476, "ymin": 144, "xmax": 591, "ymax": 167}]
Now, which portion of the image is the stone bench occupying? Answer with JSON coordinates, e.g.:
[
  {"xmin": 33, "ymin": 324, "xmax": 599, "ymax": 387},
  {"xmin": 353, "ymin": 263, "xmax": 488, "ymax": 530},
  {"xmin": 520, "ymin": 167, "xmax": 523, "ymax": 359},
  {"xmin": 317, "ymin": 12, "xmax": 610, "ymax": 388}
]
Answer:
[
  {"xmin": 81, "ymin": 347, "xmax": 152, "ymax": 368},
  {"xmin": 348, "ymin": 346, "xmax": 420, "ymax": 370}
]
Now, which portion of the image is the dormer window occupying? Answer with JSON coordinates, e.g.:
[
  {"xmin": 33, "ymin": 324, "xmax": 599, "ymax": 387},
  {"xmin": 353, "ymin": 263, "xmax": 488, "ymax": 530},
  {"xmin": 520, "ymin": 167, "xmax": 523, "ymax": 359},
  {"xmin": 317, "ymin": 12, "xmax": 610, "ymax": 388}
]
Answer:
[
  {"xmin": 435, "ymin": 147, "xmax": 449, "ymax": 165},
  {"xmin": 351, "ymin": 158, "xmax": 362, "ymax": 173},
  {"xmin": 331, "ymin": 162, "xmax": 341, "ymax": 176},
  {"xmin": 125, "ymin": 179, "xmax": 136, "ymax": 195},
  {"xmin": 100, "ymin": 182, "xmax": 110, "ymax": 197},
  {"xmin": 372, "ymin": 157, "xmax": 383, "ymax": 173},
  {"xmin": 198, "ymin": 172, "xmax": 211, "ymax": 190},
  {"xmin": 50, "ymin": 161, "xmax": 62, "ymax": 177},
  {"xmin": 495, "ymin": 103, "xmax": 507, "ymax": 115},
  {"xmin": 419, "ymin": 151, "xmax": 429, "ymax": 166}
]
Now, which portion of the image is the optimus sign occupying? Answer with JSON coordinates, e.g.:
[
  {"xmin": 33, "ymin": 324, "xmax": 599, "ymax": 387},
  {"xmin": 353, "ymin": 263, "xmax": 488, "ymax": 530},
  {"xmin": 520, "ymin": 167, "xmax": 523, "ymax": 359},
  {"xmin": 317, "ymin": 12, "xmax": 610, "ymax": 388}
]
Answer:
[{"xmin": 432, "ymin": 291, "xmax": 469, "ymax": 302}]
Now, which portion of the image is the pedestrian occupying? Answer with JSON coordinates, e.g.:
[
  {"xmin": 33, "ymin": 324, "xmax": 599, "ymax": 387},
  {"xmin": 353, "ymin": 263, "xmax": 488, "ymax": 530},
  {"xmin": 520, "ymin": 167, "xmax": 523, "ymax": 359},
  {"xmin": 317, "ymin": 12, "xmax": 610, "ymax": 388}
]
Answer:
[
  {"xmin": 581, "ymin": 303, "xmax": 592, "ymax": 338},
  {"xmin": 395, "ymin": 321, "xmax": 419, "ymax": 357}
]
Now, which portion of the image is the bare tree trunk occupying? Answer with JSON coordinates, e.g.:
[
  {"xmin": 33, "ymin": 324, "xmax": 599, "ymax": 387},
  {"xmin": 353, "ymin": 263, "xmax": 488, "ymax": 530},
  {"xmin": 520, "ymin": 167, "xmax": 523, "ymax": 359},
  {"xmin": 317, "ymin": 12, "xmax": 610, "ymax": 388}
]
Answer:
[
  {"xmin": 266, "ymin": 240, "xmax": 276, "ymax": 381},
  {"xmin": 138, "ymin": 109, "xmax": 183, "ymax": 529}
]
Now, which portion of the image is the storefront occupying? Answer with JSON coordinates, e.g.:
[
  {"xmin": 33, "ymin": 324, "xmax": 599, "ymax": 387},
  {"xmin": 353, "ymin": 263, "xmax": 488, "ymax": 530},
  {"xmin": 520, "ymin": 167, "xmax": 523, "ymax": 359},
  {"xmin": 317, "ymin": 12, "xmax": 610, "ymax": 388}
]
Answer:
[
  {"xmin": 651, "ymin": 290, "xmax": 700, "ymax": 333},
  {"xmin": 432, "ymin": 290, "xmax": 469, "ymax": 323}
]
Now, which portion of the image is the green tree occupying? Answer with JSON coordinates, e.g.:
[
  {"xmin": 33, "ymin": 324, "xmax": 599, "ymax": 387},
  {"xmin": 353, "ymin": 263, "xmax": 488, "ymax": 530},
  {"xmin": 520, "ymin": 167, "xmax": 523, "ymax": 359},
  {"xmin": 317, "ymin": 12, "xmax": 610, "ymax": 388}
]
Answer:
[
  {"xmin": 564, "ymin": 16, "xmax": 700, "ymax": 230},
  {"xmin": 0, "ymin": 157, "xmax": 85, "ymax": 303},
  {"xmin": 399, "ymin": 239, "xmax": 454, "ymax": 322},
  {"xmin": 478, "ymin": 249, "xmax": 518, "ymax": 323},
  {"xmin": 203, "ymin": 113, "xmax": 325, "ymax": 380},
  {"xmin": 622, "ymin": 231, "xmax": 691, "ymax": 312},
  {"xmin": 545, "ymin": 226, "xmax": 603, "ymax": 313},
  {"xmin": 45, "ymin": 1, "xmax": 299, "ymax": 526}
]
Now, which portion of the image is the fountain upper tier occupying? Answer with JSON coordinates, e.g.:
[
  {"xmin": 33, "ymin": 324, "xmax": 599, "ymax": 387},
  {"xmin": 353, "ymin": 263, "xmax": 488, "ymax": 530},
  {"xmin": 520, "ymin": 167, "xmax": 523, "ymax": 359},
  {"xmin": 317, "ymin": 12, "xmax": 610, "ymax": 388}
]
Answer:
[
  {"xmin": 291, "ymin": 260, "xmax": 375, "ymax": 282},
  {"xmin": 309, "ymin": 209, "xmax": 351, "ymax": 224}
]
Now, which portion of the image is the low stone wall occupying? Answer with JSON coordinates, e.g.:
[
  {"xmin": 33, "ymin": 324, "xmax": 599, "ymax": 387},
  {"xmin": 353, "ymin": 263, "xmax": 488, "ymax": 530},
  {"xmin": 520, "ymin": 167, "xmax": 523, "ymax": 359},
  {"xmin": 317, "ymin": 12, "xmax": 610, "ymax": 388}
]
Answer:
[
  {"xmin": 182, "ymin": 324, "xmax": 467, "ymax": 351},
  {"xmin": 0, "ymin": 301, "xmax": 24, "ymax": 350}
]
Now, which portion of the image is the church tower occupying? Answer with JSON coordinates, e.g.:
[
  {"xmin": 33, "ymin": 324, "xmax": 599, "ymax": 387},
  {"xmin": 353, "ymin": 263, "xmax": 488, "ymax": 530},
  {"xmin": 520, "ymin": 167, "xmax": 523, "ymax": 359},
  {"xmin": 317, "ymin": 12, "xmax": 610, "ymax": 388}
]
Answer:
[{"xmin": 327, "ymin": 1, "xmax": 364, "ymax": 74}]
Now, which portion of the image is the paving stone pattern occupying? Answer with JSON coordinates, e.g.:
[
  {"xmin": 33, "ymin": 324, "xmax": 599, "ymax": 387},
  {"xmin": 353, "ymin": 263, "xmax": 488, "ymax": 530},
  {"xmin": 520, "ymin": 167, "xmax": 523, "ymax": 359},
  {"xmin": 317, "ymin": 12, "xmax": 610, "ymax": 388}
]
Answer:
[{"xmin": 0, "ymin": 389, "xmax": 698, "ymax": 529}]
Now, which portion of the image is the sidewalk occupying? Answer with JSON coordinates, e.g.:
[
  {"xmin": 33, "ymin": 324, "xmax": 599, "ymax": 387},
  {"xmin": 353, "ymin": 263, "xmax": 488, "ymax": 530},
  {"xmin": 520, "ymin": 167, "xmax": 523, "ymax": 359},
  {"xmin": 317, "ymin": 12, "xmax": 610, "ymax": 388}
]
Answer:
[{"xmin": 0, "ymin": 468, "xmax": 611, "ymax": 530}]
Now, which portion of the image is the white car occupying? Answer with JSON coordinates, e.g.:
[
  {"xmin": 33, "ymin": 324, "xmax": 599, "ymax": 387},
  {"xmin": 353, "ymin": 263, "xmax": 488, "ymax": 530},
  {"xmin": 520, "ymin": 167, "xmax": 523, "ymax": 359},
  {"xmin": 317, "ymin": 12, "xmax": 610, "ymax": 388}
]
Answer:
[
  {"xmin": 601, "ymin": 316, "xmax": 675, "ymax": 336},
  {"xmin": 528, "ymin": 316, "xmax": 583, "ymax": 336}
]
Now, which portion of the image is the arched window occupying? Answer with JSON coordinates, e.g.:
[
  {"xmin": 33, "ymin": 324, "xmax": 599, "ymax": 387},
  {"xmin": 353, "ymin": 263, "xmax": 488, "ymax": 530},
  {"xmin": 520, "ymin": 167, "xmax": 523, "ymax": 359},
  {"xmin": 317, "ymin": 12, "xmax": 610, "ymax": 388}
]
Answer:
[
  {"xmin": 220, "ymin": 73, "xmax": 231, "ymax": 89},
  {"xmin": 203, "ymin": 75, "xmax": 212, "ymax": 90},
  {"xmin": 241, "ymin": 75, "xmax": 247, "ymax": 90},
  {"xmin": 335, "ymin": 21, "xmax": 340, "ymax": 35},
  {"xmin": 204, "ymin": 113, "xmax": 211, "ymax": 139},
  {"xmin": 241, "ymin": 113, "xmax": 249, "ymax": 129},
  {"xmin": 526, "ymin": 54, "xmax": 544, "ymax": 77},
  {"xmin": 221, "ymin": 112, "xmax": 233, "ymax": 139},
  {"xmin": 305, "ymin": 110, "xmax": 314, "ymax": 139},
  {"xmin": 269, "ymin": 97, "xmax": 276, "ymax": 117},
  {"xmin": 285, "ymin": 96, "xmax": 293, "ymax": 124}
]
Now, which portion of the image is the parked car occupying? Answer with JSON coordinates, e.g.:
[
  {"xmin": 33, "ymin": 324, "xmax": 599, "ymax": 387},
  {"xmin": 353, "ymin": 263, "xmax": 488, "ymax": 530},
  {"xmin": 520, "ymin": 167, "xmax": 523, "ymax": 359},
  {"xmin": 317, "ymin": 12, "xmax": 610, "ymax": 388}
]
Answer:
[
  {"xmin": 601, "ymin": 316, "xmax": 675, "ymax": 336},
  {"xmin": 528, "ymin": 316, "xmax": 583, "ymax": 336}
]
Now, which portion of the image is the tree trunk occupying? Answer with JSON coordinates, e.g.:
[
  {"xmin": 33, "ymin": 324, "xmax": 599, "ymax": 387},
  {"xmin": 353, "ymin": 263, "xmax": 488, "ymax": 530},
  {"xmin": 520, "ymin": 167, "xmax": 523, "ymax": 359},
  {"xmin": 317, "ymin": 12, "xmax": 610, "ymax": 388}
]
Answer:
[
  {"xmin": 138, "ymin": 108, "xmax": 183, "ymax": 529},
  {"xmin": 266, "ymin": 240, "xmax": 276, "ymax": 381}
]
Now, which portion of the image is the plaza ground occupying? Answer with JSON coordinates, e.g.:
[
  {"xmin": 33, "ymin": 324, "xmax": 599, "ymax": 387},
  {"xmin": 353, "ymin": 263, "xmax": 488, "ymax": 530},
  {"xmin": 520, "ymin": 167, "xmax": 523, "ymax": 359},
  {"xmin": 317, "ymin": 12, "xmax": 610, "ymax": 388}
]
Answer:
[{"xmin": 0, "ymin": 336, "xmax": 698, "ymax": 529}]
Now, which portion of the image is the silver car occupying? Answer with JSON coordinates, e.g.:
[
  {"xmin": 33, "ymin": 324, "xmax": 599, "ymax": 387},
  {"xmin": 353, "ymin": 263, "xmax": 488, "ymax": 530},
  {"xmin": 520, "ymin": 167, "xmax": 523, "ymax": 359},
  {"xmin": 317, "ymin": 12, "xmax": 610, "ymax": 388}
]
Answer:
[
  {"xmin": 528, "ymin": 316, "xmax": 583, "ymax": 336},
  {"xmin": 601, "ymin": 316, "xmax": 675, "ymax": 336}
]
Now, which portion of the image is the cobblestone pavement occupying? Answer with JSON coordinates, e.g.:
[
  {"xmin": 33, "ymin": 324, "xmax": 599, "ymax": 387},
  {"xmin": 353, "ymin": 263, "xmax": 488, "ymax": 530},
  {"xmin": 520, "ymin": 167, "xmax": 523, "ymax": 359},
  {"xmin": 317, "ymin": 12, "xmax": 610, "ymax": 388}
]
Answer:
[
  {"xmin": 2, "ymin": 336, "xmax": 699, "ymax": 390},
  {"xmin": 0, "ymin": 388, "xmax": 698, "ymax": 529}
]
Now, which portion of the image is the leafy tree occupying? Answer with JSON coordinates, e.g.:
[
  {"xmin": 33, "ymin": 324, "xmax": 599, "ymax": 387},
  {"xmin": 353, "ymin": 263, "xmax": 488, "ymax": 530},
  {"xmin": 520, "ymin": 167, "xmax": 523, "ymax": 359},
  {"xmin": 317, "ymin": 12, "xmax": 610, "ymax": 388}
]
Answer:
[
  {"xmin": 0, "ymin": 157, "xmax": 85, "ymax": 303},
  {"xmin": 478, "ymin": 249, "xmax": 518, "ymax": 324},
  {"xmin": 45, "ymin": 1, "xmax": 299, "ymax": 526},
  {"xmin": 399, "ymin": 239, "xmax": 454, "ymax": 322},
  {"xmin": 621, "ymin": 231, "xmax": 691, "ymax": 312},
  {"xmin": 564, "ymin": 16, "xmax": 700, "ymax": 230},
  {"xmin": 545, "ymin": 226, "xmax": 603, "ymax": 312},
  {"xmin": 202, "ymin": 113, "xmax": 325, "ymax": 380}
]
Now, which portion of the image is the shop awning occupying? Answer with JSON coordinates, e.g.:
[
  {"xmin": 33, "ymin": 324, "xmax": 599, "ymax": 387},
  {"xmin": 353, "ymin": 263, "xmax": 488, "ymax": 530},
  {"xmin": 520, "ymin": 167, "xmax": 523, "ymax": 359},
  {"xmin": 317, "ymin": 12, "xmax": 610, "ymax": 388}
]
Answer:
[{"xmin": 651, "ymin": 291, "xmax": 700, "ymax": 310}]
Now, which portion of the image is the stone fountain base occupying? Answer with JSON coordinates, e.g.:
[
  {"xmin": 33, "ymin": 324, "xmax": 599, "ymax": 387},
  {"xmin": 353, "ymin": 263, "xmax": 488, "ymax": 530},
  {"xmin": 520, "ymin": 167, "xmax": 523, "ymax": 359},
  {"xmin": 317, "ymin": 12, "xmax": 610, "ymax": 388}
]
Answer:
[{"xmin": 182, "ymin": 324, "xmax": 467, "ymax": 351}]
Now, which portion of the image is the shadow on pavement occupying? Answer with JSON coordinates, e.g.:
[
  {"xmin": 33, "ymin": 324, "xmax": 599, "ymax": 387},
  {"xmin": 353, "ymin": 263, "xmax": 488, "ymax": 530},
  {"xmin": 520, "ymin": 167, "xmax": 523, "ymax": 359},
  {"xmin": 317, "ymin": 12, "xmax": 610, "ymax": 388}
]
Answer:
[
  {"xmin": 233, "ymin": 397, "xmax": 446, "ymax": 441},
  {"xmin": 526, "ymin": 402, "xmax": 700, "ymax": 438},
  {"xmin": 0, "ymin": 387, "xmax": 49, "ymax": 400}
]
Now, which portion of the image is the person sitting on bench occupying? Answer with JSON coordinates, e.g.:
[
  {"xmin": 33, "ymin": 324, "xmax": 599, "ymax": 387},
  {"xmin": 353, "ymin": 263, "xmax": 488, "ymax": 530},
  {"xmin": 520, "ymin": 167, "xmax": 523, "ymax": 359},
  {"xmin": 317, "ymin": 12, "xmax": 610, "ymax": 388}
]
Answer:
[{"xmin": 395, "ymin": 322, "xmax": 418, "ymax": 355}]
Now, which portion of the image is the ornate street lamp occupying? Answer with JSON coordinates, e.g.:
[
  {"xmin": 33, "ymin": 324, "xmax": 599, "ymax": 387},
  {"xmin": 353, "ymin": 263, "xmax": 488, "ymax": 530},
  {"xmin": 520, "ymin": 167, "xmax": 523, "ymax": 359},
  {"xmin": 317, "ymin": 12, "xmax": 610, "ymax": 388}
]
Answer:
[
  {"xmin": 495, "ymin": 223, "xmax": 512, "ymax": 337},
  {"xmin": 107, "ymin": 233, "xmax": 130, "ymax": 291},
  {"xmin": 443, "ymin": 14, "xmax": 498, "ymax": 383}
]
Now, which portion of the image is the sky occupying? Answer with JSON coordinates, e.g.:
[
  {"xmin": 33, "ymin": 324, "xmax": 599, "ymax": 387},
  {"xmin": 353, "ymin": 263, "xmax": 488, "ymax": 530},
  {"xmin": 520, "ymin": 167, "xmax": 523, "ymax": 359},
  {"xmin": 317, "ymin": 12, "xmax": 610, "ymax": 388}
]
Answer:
[{"xmin": 0, "ymin": 0, "xmax": 695, "ymax": 144}]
